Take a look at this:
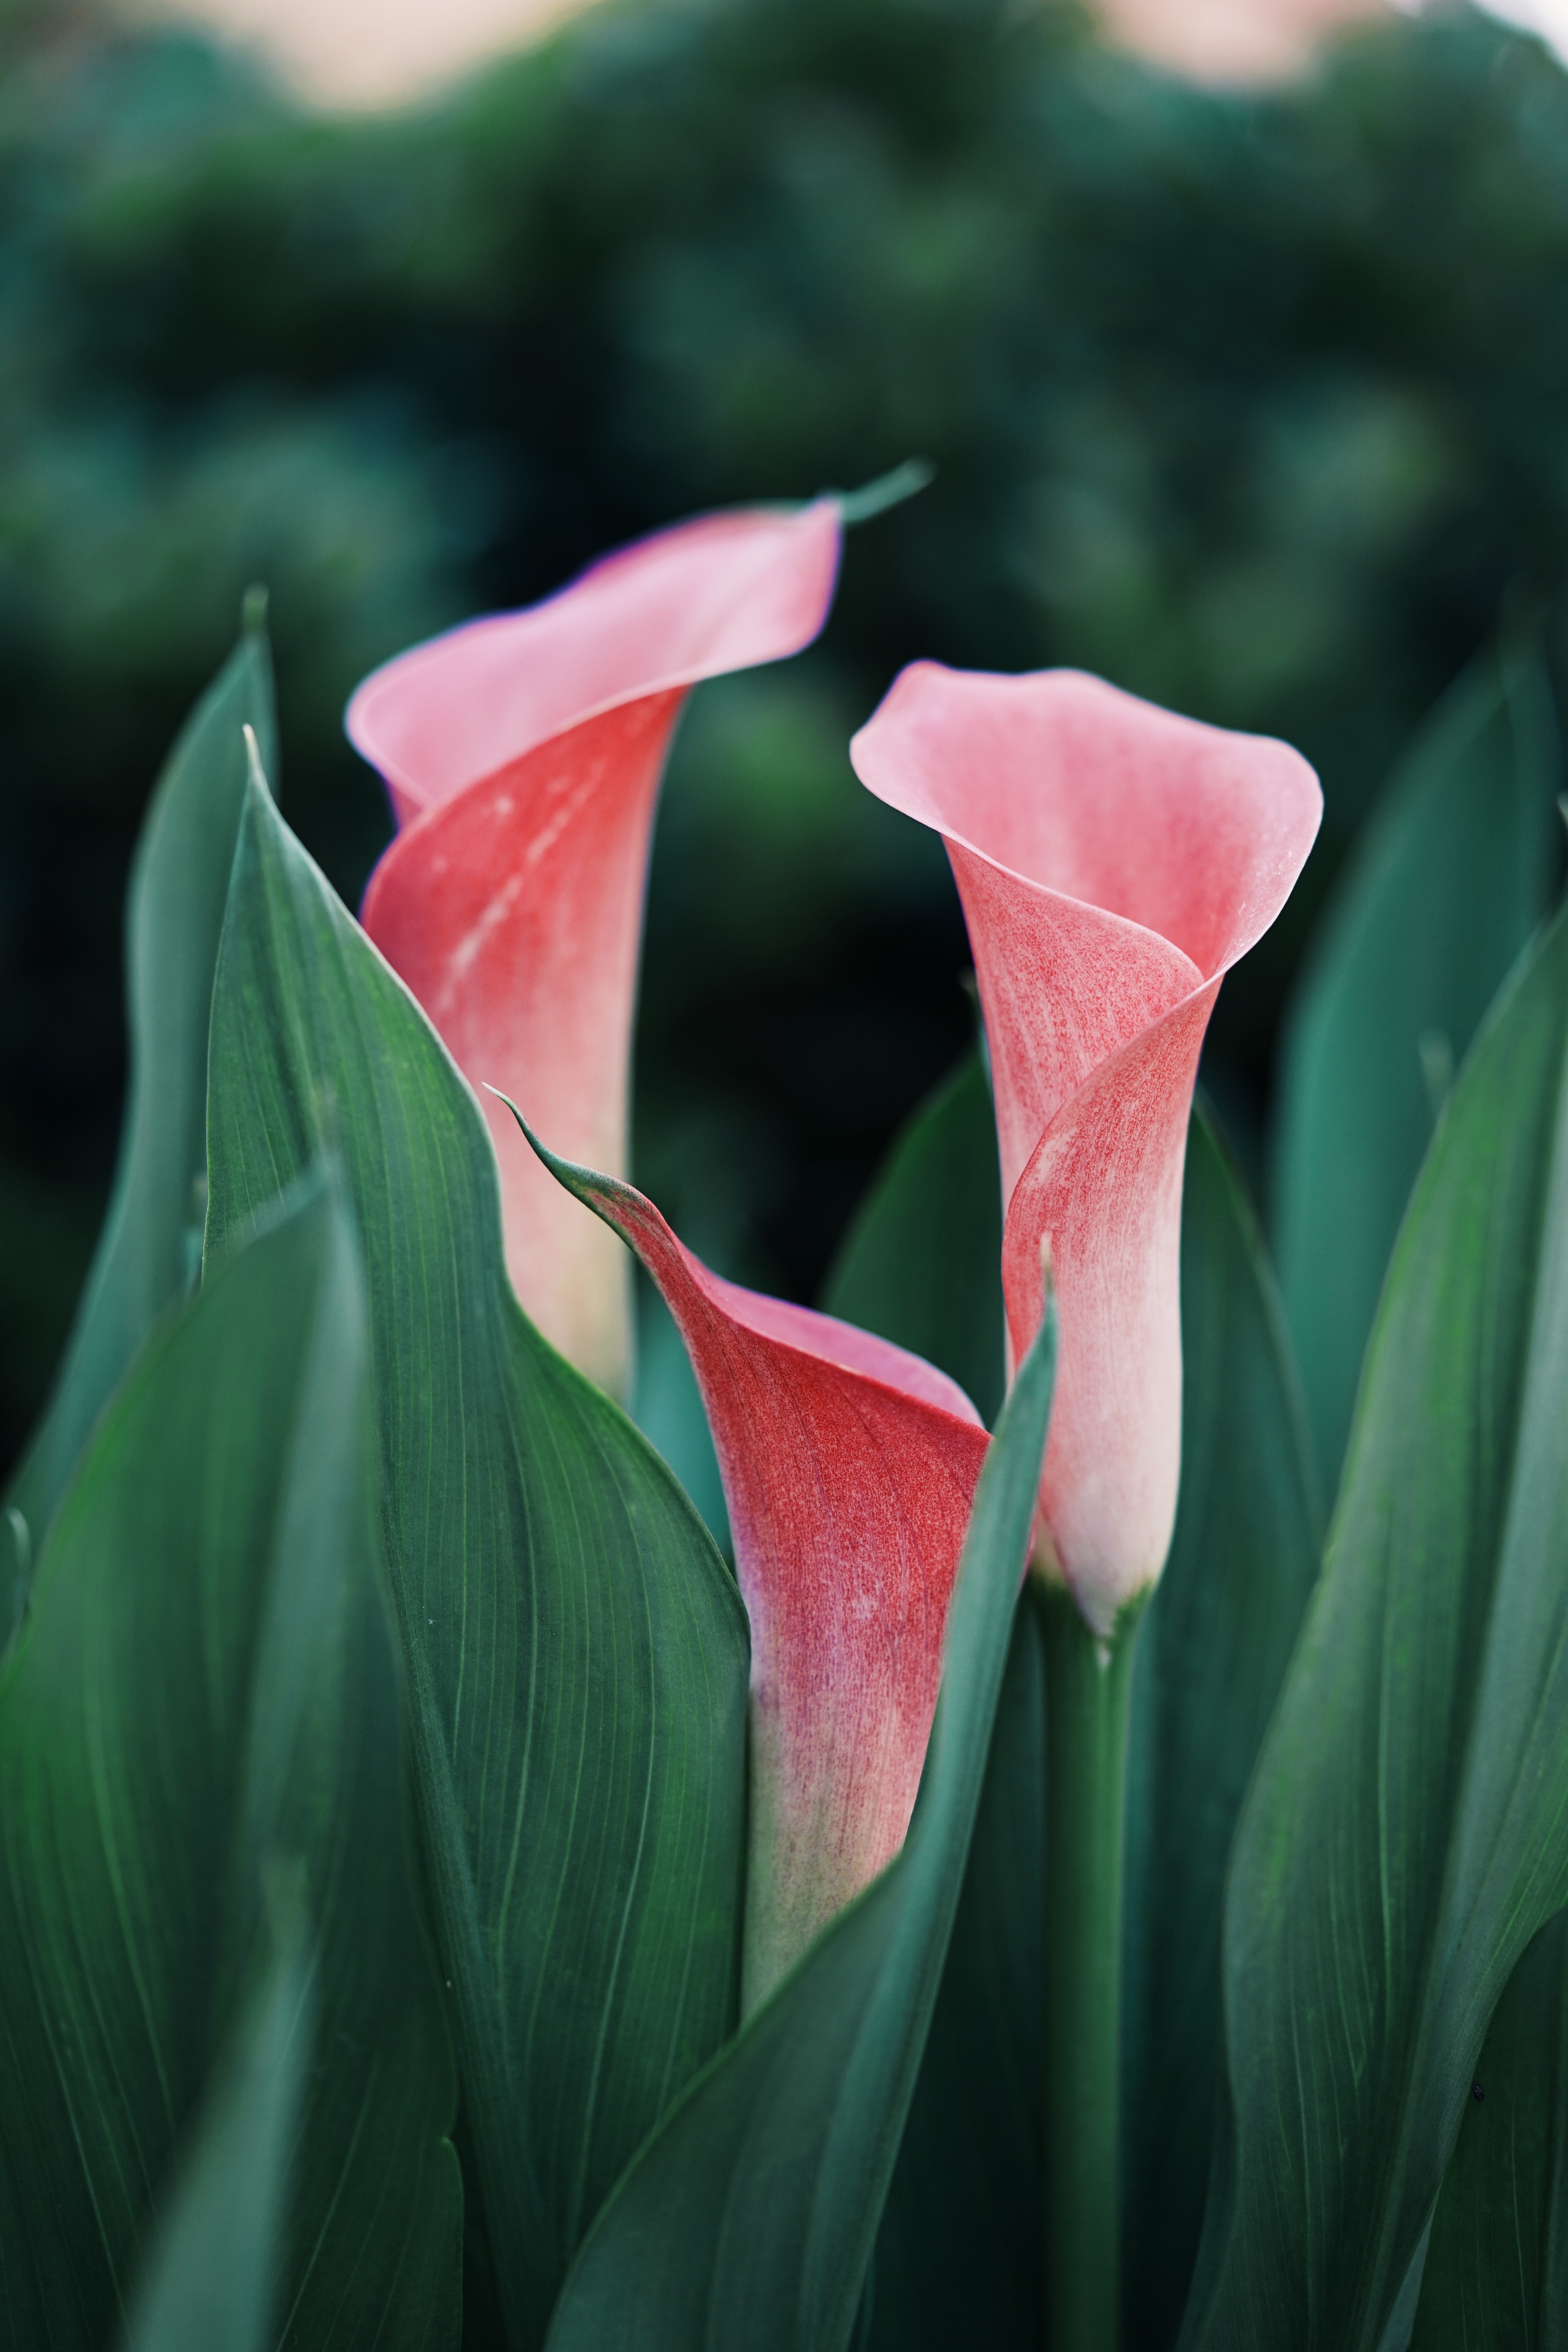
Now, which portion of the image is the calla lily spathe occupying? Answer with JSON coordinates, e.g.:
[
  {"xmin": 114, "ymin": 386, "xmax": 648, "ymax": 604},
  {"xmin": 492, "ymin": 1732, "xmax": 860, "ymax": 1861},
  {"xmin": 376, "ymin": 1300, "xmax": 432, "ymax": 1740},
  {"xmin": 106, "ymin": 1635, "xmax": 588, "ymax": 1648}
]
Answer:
[
  {"xmin": 500, "ymin": 1111, "xmax": 989, "ymax": 2016},
  {"xmin": 348, "ymin": 501, "xmax": 842, "ymax": 1401},
  {"xmin": 851, "ymin": 665, "xmax": 1321, "ymax": 1636}
]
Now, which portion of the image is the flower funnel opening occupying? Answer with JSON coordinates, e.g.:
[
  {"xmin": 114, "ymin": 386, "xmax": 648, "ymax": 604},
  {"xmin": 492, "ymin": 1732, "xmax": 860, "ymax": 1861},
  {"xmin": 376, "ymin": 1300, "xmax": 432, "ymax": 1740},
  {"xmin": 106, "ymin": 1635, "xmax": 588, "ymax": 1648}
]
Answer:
[
  {"xmin": 851, "ymin": 664, "xmax": 1320, "ymax": 1635},
  {"xmin": 348, "ymin": 500, "xmax": 843, "ymax": 1401}
]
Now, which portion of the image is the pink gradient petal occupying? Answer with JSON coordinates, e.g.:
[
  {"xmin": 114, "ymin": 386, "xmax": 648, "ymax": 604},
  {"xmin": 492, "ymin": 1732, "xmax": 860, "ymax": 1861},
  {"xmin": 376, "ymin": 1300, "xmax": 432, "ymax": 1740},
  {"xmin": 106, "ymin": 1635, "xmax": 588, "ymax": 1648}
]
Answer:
[
  {"xmin": 503, "ymin": 1128, "xmax": 988, "ymax": 2013},
  {"xmin": 851, "ymin": 662, "xmax": 1321, "ymax": 1634},
  {"xmin": 348, "ymin": 502, "xmax": 842, "ymax": 1397}
]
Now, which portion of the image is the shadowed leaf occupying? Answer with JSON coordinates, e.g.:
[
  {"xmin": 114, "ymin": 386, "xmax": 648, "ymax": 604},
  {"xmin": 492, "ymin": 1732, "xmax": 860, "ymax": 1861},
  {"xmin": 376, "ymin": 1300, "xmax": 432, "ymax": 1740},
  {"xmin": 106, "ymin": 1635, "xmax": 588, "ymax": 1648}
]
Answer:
[
  {"xmin": 1122, "ymin": 1103, "xmax": 1322, "ymax": 2349},
  {"xmin": 1274, "ymin": 633, "xmax": 1561, "ymax": 1497},
  {"xmin": 1409, "ymin": 1907, "xmax": 1568, "ymax": 2352},
  {"xmin": 1189, "ymin": 897, "xmax": 1568, "ymax": 2350},
  {"xmin": 120, "ymin": 1917, "xmax": 312, "ymax": 2352},
  {"xmin": 0, "ymin": 1176, "xmax": 458, "ymax": 2352},
  {"xmin": 5, "ymin": 613, "xmax": 276, "ymax": 1619}
]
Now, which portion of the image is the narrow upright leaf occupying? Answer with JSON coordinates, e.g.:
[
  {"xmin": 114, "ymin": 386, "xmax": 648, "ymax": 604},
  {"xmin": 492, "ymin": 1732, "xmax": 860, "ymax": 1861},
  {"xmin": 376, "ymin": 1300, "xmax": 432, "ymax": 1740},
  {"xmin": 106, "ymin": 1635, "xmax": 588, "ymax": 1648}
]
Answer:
[
  {"xmin": 545, "ymin": 1286, "xmax": 1057, "ymax": 2352},
  {"xmin": 1409, "ymin": 1907, "xmax": 1568, "ymax": 2351},
  {"xmin": 865, "ymin": 1593, "xmax": 1045, "ymax": 2352},
  {"xmin": 822, "ymin": 1045, "xmax": 1005, "ymax": 1426},
  {"xmin": 1274, "ymin": 633, "xmax": 1561, "ymax": 1494},
  {"xmin": 0, "ymin": 1176, "xmax": 458, "ymax": 2352},
  {"xmin": 121, "ymin": 1922, "xmax": 312, "ymax": 2352},
  {"xmin": 4, "ymin": 608, "xmax": 276, "ymax": 1609},
  {"xmin": 1188, "ymin": 899, "xmax": 1568, "ymax": 2350},
  {"xmin": 204, "ymin": 778, "xmax": 750, "ymax": 2350},
  {"xmin": 1122, "ymin": 1104, "xmax": 1322, "ymax": 2348}
]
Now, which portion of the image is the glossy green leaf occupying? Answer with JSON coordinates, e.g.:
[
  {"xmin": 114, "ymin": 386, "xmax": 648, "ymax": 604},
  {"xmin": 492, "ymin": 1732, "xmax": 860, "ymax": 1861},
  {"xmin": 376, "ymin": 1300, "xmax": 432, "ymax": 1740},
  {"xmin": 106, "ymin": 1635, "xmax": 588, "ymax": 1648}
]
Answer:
[
  {"xmin": 544, "ymin": 1280, "xmax": 1058, "ymax": 2352},
  {"xmin": 822, "ymin": 1045, "xmax": 1005, "ymax": 1426},
  {"xmin": 1122, "ymin": 1103, "xmax": 1323, "ymax": 2350},
  {"xmin": 0, "ymin": 1175, "xmax": 458, "ymax": 2352},
  {"xmin": 1408, "ymin": 1907, "xmax": 1568, "ymax": 2351},
  {"xmin": 4, "ymin": 606, "xmax": 277, "ymax": 1623},
  {"xmin": 1187, "ymin": 898, "xmax": 1568, "ymax": 2351},
  {"xmin": 120, "ymin": 1920, "xmax": 312, "ymax": 2352},
  {"xmin": 204, "ymin": 775, "xmax": 750, "ymax": 2351},
  {"xmin": 1274, "ymin": 633, "xmax": 1560, "ymax": 1495}
]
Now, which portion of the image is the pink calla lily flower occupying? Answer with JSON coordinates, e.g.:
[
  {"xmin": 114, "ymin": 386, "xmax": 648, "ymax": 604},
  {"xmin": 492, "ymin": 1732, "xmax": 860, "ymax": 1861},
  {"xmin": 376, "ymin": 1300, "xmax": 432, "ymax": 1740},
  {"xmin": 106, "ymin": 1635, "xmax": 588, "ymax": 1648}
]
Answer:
[
  {"xmin": 495, "ymin": 1103, "xmax": 989, "ymax": 2014},
  {"xmin": 851, "ymin": 665, "xmax": 1321, "ymax": 1637},
  {"xmin": 348, "ymin": 501, "xmax": 842, "ymax": 1400}
]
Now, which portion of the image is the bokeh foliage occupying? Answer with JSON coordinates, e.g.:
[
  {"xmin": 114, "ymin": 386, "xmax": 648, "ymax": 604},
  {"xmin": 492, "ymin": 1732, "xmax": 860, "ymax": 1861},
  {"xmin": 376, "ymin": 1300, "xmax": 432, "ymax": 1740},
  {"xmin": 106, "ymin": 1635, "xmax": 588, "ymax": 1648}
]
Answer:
[{"xmin": 7, "ymin": 0, "xmax": 1568, "ymax": 1470}]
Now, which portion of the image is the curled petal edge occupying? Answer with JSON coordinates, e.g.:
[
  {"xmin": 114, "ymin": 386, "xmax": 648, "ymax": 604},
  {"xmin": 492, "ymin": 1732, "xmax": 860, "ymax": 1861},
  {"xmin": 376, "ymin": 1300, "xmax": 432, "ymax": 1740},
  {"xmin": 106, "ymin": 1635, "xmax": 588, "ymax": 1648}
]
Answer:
[{"xmin": 489, "ymin": 1093, "xmax": 990, "ymax": 2015}]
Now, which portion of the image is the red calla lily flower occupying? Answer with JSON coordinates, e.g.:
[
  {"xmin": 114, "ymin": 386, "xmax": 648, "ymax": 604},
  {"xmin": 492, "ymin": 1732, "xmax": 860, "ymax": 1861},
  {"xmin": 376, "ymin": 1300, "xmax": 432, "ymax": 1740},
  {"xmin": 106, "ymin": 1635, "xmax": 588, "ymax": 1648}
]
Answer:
[
  {"xmin": 495, "ymin": 1104, "xmax": 989, "ymax": 2014},
  {"xmin": 851, "ymin": 665, "xmax": 1320, "ymax": 1635},
  {"xmin": 348, "ymin": 501, "xmax": 842, "ymax": 1399}
]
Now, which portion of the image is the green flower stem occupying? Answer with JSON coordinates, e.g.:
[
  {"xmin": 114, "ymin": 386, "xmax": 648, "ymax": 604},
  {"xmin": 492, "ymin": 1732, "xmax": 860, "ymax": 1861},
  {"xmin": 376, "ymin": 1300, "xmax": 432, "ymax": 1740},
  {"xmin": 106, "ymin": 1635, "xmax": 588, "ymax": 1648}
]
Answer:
[{"xmin": 1034, "ymin": 1573, "xmax": 1145, "ymax": 2350}]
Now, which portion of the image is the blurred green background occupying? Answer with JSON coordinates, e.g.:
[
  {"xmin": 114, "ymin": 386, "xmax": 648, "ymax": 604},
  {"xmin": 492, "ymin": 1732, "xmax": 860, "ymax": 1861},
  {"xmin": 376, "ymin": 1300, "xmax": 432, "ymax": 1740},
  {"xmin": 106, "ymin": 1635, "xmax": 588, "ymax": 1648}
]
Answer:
[{"xmin": 5, "ymin": 0, "xmax": 1568, "ymax": 1474}]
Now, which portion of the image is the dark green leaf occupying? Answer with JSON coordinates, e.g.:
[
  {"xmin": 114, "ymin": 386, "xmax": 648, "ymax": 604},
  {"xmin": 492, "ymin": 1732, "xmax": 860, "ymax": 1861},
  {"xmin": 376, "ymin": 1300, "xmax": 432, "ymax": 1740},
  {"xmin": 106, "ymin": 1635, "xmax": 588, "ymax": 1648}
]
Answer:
[
  {"xmin": 1273, "ymin": 633, "xmax": 1560, "ymax": 1495},
  {"xmin": 1122, "ymin": 1103, "xmax": 1322, "ymax": 2351},
  {"xmin": 121, "ymin": 1918, "xmax": 313, "ymax": 2352},
  {"xmin": 1188, "ymin": 898, "xmax": 1568, "ymax": 2350},
  {"xmin": 633, "ymin": 1270, "xmax": 730, "ymax": 1553},
  {"xmin": 544, "ymin": 1282, "xmax": 1058, "ymax": 2352},
  {"xmin": 204, "ymin": 776, "xmax": 750, "ymax": 2351},
  {"xmin": 822, "ymin": 1045, "xmax": 1004, "ymax": 1426},
  {"xmin": 866, "ymin": 1592, "xmax": 1045, "ymax": 2352},
  {"xmin": 1409, "ymin": 1907, "xmax": 1568, "ymax": 2351},
  {"xmin": 0, "ymin": 1175, "xmax": 458, "ymax": 2351},
  {"xmin": 4, "ymin": 612, "xmax": 277, "ymax": 1617}
]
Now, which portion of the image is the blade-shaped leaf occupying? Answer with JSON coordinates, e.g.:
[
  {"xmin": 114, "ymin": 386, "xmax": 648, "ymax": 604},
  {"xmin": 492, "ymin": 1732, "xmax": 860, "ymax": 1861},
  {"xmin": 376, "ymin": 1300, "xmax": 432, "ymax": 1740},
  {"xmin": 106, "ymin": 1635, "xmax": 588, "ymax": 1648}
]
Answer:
[
  {"xmin": 1408, "ymin": 1907, "xmax": 1568, "ymax": 2351},
  {"xmin": 121, "ymin": 1919, "xmax": 313, "ymax": 2352},
  {"xmin": 1187, "ymin": 897, "xmax": 1568, "ymax": 2350},
  {"xmin": 821, "ymin": 1045, "xmax": 1005, "ymax": 1426},
  {"xmin": 865, "ymin": 1592, "xmax": 1045, "ymax": 2352},
  {"xmin": 1122, "ymin": 1102, "xmax": 1322, "ymax": 2350},
  {"xmin": 4, "ymin": 607, "xmax": 277, "ymax": 1616},
  {"xmin": 204, "ymin": 775, "xmax": 750, "ymax": 2351},
  {"xmin": 543, "ymin": 1283, "xmax": 1058, "ymax": 2352},
  {"xmin": 0, "ymin": 1175, "xmax": 458, "ymax": 2351},
  {"xmin": 1274, "ymin": 633, "xmax": 1560, "ymax": 1495}
]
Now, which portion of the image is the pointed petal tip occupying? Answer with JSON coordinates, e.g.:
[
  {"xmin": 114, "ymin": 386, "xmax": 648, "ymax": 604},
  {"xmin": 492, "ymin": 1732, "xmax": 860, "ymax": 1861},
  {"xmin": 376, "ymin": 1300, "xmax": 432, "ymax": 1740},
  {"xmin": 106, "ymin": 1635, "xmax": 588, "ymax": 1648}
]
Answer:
[
  {"xmin": 488, "ymin": 1105, "xmax": 985, "ymax": 1431},
  {"xmin": 485, "ymin": 1085, "xmax": 637, "ymax": 1227}
]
